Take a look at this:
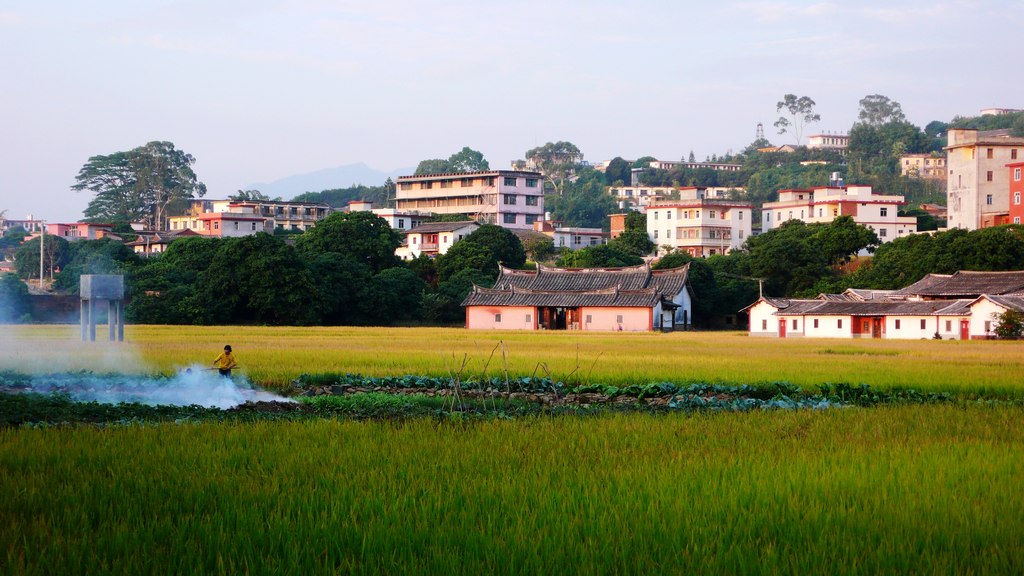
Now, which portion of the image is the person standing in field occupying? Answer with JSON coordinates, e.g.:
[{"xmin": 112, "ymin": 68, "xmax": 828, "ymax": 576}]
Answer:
[{"xmin": 212, "ymin": 345, "xmax": 238, "ymax": 377}]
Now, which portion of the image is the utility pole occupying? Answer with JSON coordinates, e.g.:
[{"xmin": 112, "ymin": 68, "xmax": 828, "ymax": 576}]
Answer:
[{"xmin": 39, "ymin": 221, "xmax": 44, "ymax": 290}]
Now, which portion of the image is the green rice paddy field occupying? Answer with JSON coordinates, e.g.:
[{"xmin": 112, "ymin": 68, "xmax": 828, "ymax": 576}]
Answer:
[{"xmin": 2, "ymin": 326, "xmax": 1023, "ymax": 573}]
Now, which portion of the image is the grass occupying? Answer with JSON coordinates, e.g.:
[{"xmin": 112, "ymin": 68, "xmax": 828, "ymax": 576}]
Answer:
[
  {"xmin": 1, "ymin": 405, "xmax": 1022, "ymax": 574},
  {"xmin": 3, "ymin": 325, "xmax": 1024, "ymax": 396}
]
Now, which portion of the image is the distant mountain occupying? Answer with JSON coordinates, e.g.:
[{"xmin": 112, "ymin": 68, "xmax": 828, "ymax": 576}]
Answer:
[{"xmin": 244, "ymin": 162, "xmax": 413, "ymax": 200}]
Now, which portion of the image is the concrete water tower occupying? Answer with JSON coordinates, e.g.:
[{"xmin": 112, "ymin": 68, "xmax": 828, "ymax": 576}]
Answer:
[{"xmin": 80, "ymin": 274, "xmax": 125, "ymax": 342}]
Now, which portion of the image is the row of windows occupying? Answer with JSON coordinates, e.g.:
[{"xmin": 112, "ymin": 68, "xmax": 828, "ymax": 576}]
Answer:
[
  {"xmin": 502, "ymin": 194, "xmax": 540, "ymax": 206},
  {"xmin": 985, "ymin": 148, "xmax": 1020, "ymax": 160},
  {"xmin": 767, "ymin": 318, "xmax": 937, "ymax": 331},
  {"xmin": 400, "ymin": 177, "xmax": 539, "ymax": 191},
  {"xmin": 502, "ymin": 213, "xmax": 540, "ymax": 225},
  {"xmin": 652, "ymin": 209, "xmax": 741, "ymax": 220}
]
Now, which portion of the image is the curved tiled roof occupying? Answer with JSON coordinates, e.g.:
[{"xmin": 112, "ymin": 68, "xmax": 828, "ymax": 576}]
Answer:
[
  {"xmin": 465, "ymin": 263, "xmax": 689, "ymax": 308},
  {"xmin": 909, "ymin": 271, "xmax": 1024, "ymax": 297}
]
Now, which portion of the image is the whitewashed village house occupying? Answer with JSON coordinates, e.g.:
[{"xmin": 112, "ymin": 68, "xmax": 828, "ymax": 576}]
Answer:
[
  {"xmin": 397, "ymin": 221, "xmax": 480, "ymax": 260},
  {"xmin": 744, "ymin": 270, "xmax": 1024, "ymax": 340},
  {"xmin": 463, "ymin": 263, "xmax": 692, "ymax": 331}
]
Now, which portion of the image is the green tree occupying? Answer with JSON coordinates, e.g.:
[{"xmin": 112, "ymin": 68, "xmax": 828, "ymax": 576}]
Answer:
[
  {"xmin": 72, "ymin": 141, "xmax": 207, "ymax": 229},
  {"xmin": 555, "ymin": 244, "xmax": 641, "ymax": 268},
  {"xmin": 857, "ymin": 94, "xmax": 906, "ymax": 126},
  {"xmin": 447, "ymin": 147, "xmax": 490, "ymax": 172},
  {"xmin": 993, "ymin": 309, "xmax": 1024, "ymax": 340},
  {"xmin": 774, "ymin": 94, "xmax": 820, "ymax": 145},
  {"xmin": 191, "ymin": 234, "xmax": 320, "ymax": 325},
  {"xmin": 609, "ymin": 211, "xmax": 655, "ymax": 257},
  {"xmin": 632, "ymin": 156, "xmax": 657, "ymax": 169},
  {"xmin": 306, "ymin": 252, "xmax": 373, "ymax": 325},
  {"xmin": 545, "ymin": 172, "xmax": 616, "ymax": 228},
  {"xmin": 230, "ymin": 189, "xmax": 281, "ymax": 201},
  {"xmin": 414, "ymin": 158, "xmax": 452, "ymax": 175},
  {"xmin": 366, "ymin": 267, "xmax": 426, "ymax": 323},
  {"xmin": 15, "ymin": 236, "xmax": 70, "ymax": 281},
  {"xmin": 295, "ymin": 211, "xmax": 401, "ymax": 273},
  {"xmin": 604, "ymin": 157, "xmax": 632, "ymax": 186},
  {"xmin": 0, "ymin": 273, "xmax": 31, "ymax": 323},
  {"xmin": 53, "ymin": 238, "xmax": 140, "ymax": 292},
  {"xmin": 414, "ymin": 147, "xmax": 490, "ymax": 175},
  {"xmin": 524, "ymin": 141, "xmax": 583, "ymax": 195},
  {"xmin": 434, "ymin": 225, "xmax": 526, "ymax": 281}
]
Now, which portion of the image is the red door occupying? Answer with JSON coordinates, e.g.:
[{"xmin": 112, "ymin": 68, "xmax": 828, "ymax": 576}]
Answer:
[
  {"xmin": 872, "ymin": 318, "xmax": 883, "ymax": 339},
  {"xmin": 778, "ymin": 319, "xmax": 787, "ymax": 338},
  {"xmin": 960, "ymin": 319, "xmax": 970, "ymax": 340}
]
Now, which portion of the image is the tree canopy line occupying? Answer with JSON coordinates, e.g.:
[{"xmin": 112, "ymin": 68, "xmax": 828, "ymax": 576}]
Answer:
[{"xmin": 4, "ymin": 95, "xmax": 1023, "ymax": 326}]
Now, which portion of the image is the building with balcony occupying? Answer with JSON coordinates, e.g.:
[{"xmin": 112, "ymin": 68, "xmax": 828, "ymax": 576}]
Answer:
[
  {"xmin": 45, "ymin": 222, "xmax": 117, "ymax": 241},
  {"xmin": 1010, "ymin": 162, "xmax": 1024, "ymax": 225},
  {"xmin": 645, "ymin": 189, "xmax": 753, "ymax": 257},
  {"xmin": 1, "ymin": 216, "xmax": 45, "ymax": 235},
  {"xmin": 900, "ymin": 153, "xmax": 947, "ymax": 180},
  {"xmin": 946, "ymin": 129, "xmax": 1024, "ymax": 230},
  {"xmin": 394, "ymin": 170, "xmax": 544, "ymax": 230},
  {"xmin": 398, "ymin": 221, "xmax": 480, "ymax": 260},
  {"xmin": 761, "ymin": 185, "xmax": 917, "ymax": 243}
]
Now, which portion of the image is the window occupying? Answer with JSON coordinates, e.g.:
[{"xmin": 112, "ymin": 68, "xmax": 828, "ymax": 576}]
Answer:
[
  {"xmin": 709, "ymin": 210, "xmax": 716, "ymax": 219},
  {"xmin": 503, "ymin": 177, "xmax": 517, "ymax": 186},
  {"xmin": 987, "ymin": 194, "xmax": 993, "ymax": 205},
  {"xmin": 503, "ymin": 194, "xmax": 517, "ymax": 205},
  {"xmin": 666, "ymin": 229, "xmax": 672, "ymax": 239},
  {"xmin": 880, "ymin": 207, "xmax": 888, "ymax": 217},
  {"xmin": 590, "ymin": 237, "xmax": 598, "ymax": 246},
  {"xmin": 987, "ymin": 171, "xmax": 993, "ymax": 182},
  {"xmin": 251, "ymin": 222, "xmax": 257, "ymax": 231},
  {"xmin": 233, "ymin": 222, "xmax": 239, "ymax": 230},
  {"xmin": 739, "ymin": 230, "xmax": 744, "ymax": 239},
  {"xmin": 879, "ymin": 229, "xmax": 887, "ymax": 237},
  {"xmin": 503, "ymin": 213, "xmax": 516, "ymax": 224},
  {"xmin": 863, "ymin": 320, "xmax": 870, "ymax": 331},
  {"xmin": 985, "ymin": 320, "xmax": 992, "ymax": 333},
  {"xmin": 653, "ymin": 230, "xmax": 659, "ymax": 239},
  {"xmin": 987, "ymin": 148, "xmax": 993, "ymax": 159},
  {"xmin": 813, "ymin": 319, "xmax": 819, "ymax": 328},
  {"xmin": 895, "ymin": 319, "xmax": 901, "ymax": 329},
  {"xmin": 800, "ymin": 210, "xmax": 804, "ymax": 219},
  {"xmin": 420, "ymin": 182, "xmax": 433, "ymax": 190},
  {"xmin": 525, "ymin": 214, "xmax": 538, "ymax": 225},
  {"xmin": 525, "ymin": 196, "xmax": 538, "ymax": 206},
  {"xmin": 398, "ymin": 218, "xmax": 405, "ymax": 228},
  {"xmin": 494, "ymin": 313, "xmax": 501, "ymax": 323},
  {"xmin": 585, "ymin": 315, "xmax": 592, "ymax": 323},
  {"xmin": 838, "ymin": 319, "xmax": 843, "ymax": 329},
  {"xmin": 214, "ymin": 222, "xmax": 219, "ymax": 230},
  {"xmin": 1015, "ymin": 192, "xmax": 1021, "ymax": 205},
  {"xmin": 1016, "ymin": 217, "xmax": 1022, "ymax": 224},
  {"xmin": 482, "ymin": 177, "xmax": 495, "ymax": 186},
  {"xmin": 739, "ymin": 211, "xmax": 743, "ymax": 220},
  {"xmin": 945, "ymin": 320, "xmax": 951, "ymax": 332},
  {"xmin": 525, "ymin": 314, "xmax": 531, "ymax": 323},
  {"xmin": 1013, "ymin": 149, "xmax": 1019, "ymax": 160},
  {"xmin": 654, "ymin": 212, "xmax": 658, "ymax": 220},
  {"xmin": 833, "ymin": 209, "xmax": 838, "ymax": 217},
  {"xmin": 616, "ymin": 315, "xmax": 623, "ymax": 323},
  {"xmin": 526, "ymin": 178, "xmax": 538, "ymax": 188},
  {"xmin": 920, "ymin": 319, "xmax": 926, "ymax": 330},
  {"xmin": 1015, "ymin": 168, "xmax": 1022, "ymax": 181},
  {"xmin": 818, "ymin": 208, "xmax": 823, "ymax": 217},
  {"xmin": 762, "ymin": 319, "xmax": 767, "ymax": 330},
  {"xmin": 461, "ymin": 178, "xmax": 473, "ymax": 187},
  {"xmin": 400, "ymin": 182, "xmax": 413, "ymax": 191},
  {"xmin": 791, "ymin": 319, "xmax": 798, "ymax": 330}
]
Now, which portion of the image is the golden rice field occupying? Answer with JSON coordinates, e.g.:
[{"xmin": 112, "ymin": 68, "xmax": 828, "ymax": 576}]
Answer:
[{"xmin": 3, "ymin": 325, "xmax": 1023, "ymax": 395}]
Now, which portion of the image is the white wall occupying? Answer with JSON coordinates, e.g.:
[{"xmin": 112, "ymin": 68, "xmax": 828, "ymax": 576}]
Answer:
[
  {"xmin": 803, "ymin": 316, "xmax": 852, "ymax": 338},
  {"xmin": 581, "ymin": 307, "xmax": 650, "ymax": 331},
  {"xmin": 969, "ymin": 300, "xmax": 1005, "ymax": 339},
  {"xmin": 747, "ymin": 301, "xmax": 779, "ymax": 336},
  {"xmin": 884, "ymin": 316, "xmax": 939, "ymax": 340}
]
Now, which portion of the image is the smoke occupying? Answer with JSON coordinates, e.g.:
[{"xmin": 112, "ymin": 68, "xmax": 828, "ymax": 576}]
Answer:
[{"xmin": 14, "ymin": 365, "xmax": 292, "ymax": 409}]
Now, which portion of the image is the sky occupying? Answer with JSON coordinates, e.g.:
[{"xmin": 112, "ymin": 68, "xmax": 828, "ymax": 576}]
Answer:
[{"xmin": 1, "ymin": 0, "xmax": 1021, "ymax": 223}]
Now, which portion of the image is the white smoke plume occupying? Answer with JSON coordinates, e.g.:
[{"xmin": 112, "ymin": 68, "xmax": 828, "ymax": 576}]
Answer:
[{"xmin": 21, "ymin": 365, "xmax": 292, "ymax": 409}]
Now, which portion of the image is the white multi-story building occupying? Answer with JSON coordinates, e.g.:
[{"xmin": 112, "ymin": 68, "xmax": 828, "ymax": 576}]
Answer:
[
  {"xmin": 646, "ymin": 188, "xmax": 753, "ymax": 257},
  {"xmin": 394, "ymin": 170, "xmax": 544, "ymax": 230},
  {"xmin": 946, "ymin": 128, "xmax": 1024, "ymax": 230},
  {"xmin": 761, "ymin": 185, "xmax": 917, "ymax": 243},
  {"xmin": 397, "ymin": 221, "xmax": 480, "ymax": 260},
  {"xmin": 347, "ymin": 200, "xmax": 434, "ymax": 232},
  {"xmin": 806, "ymin": 133, "xmax": 849, "ymax": 152}
]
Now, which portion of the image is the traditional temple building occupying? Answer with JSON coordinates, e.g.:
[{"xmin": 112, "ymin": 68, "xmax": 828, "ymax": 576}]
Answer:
[{"xmin": 462, "ymin": 263, "xmax": 692, "ymax": 331}]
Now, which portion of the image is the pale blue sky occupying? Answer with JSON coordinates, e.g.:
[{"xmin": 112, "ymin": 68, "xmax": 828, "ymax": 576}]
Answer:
[{"xmin": 1, "ymin": 0, "xmax": 1019, "ymax": 222}]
